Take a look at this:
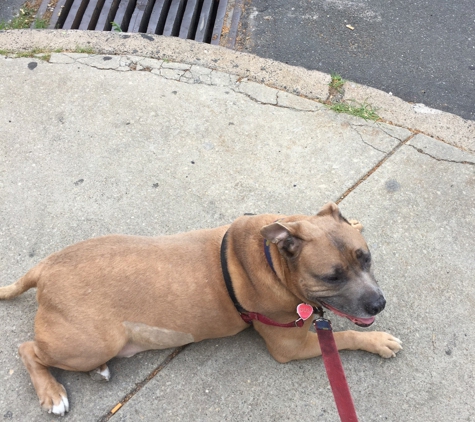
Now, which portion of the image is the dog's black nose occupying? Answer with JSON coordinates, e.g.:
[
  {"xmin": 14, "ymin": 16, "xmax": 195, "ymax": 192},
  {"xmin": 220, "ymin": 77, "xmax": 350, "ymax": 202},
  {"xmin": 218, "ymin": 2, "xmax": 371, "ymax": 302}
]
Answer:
[{"xmin": 365, "ymin": 296, "xmax": 386, "ymax": 316}]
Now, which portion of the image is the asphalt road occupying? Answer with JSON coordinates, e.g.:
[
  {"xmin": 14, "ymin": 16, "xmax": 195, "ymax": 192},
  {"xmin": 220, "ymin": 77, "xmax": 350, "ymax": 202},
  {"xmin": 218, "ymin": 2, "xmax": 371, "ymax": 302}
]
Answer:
[
  {"xmin": 0, "ymin": 0, "xmax": 24, "ymax": 24},
  {"xmin": 239, "ymin": 0, "xmax": 475, "ymax": 121}
]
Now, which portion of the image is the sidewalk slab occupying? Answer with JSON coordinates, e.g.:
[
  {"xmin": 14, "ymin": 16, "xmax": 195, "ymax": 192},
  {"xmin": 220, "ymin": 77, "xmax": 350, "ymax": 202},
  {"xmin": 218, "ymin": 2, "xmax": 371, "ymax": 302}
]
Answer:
[
  {"xmin": 340, "ymin": 134, "xmax": 475, "ymax": 421},
  {"xmin": 0, "ymin": 54, "xmax": 408, "ymax": 420},
  {"xmin": 114, "ymin": 329, "xmax": 342, "ymax": 421},
  {"xmin": 115, "ymin": 134, "xmax": 475, "ymax": 422}
]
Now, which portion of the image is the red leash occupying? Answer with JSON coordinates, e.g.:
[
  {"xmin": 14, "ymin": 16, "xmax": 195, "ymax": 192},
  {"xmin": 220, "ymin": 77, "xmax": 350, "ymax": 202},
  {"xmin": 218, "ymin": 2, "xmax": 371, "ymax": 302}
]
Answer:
[
  {"xmin": 314, "ymin": 316, "xmax": 359, "ymax": 422},
  {"xmin": 221, "ymin": 231, "xmax": 359, "ymax": 420}
]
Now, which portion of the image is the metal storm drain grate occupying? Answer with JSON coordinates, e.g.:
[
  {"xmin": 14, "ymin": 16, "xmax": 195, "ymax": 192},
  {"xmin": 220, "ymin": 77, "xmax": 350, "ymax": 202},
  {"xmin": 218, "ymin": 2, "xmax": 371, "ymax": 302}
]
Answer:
[{"xmin": 36, "ymin": 0, "xmax": 242, "ymax": 46}]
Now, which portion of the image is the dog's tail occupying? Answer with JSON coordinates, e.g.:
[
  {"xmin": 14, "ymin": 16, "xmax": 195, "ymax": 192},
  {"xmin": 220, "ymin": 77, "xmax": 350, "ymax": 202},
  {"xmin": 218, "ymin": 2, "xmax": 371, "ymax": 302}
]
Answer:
[{"xmin": 0, "ymin": 265, "xmax": 42, "ymax": 300}]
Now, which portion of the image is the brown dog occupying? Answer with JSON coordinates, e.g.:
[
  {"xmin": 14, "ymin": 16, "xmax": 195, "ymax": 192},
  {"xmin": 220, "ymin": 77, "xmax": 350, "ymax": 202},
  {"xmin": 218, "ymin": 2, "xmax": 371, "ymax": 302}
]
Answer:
[{"xmin": 0, "ymin": 202, "xmax": 401, "ymax": 415}]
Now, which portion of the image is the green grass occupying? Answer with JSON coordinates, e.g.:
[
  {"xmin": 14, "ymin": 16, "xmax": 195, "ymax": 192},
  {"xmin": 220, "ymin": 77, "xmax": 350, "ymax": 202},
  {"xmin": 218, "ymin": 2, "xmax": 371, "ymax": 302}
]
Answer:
[
  {"xmin": 74, "ymin": 46, "xmax": 95, "ymax": 54},
  {"xmin": 15, "ymin": 47, "xmax": 45, "ymax": 57},
  {"xmin": 17, "ymin": 48, "xmax": 50, "ymax": 60},
  {"xmin": 1, "ymin": 46, "xmax": 94, "ymax": 60},
  {"xmin": 326, "ymin": 72, "xmax": 379, "ymax": 120},
  {"xmin": 111, "ymin": 21, "xmax": 122, "ymax": 32},
  {"xmin": 1, "ymin": 48, "xmax": 51, "ymax": 61},
  {"xmin": 33, "ymin": 17, "xmax": 48, "ymax": 28},
  {"xmin": 329, "ymin": 101, "xmax": 380, "ymax": 121},
  {"xmin": 0, "ymin": 5, "xmax": 42, "ymax": 30},
  {"xmin": 329, "ymin": 72, "xmax": 345, "ymax": 93}
]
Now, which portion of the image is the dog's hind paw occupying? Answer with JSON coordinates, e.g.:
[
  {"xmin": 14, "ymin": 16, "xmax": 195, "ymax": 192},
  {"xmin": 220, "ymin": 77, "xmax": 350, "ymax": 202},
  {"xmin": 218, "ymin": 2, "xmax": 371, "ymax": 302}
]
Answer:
[
  {"xmin": 89, "ymin": 364, "xmax": 111, "ymax": 382},
  {"xmin": 39, "ymin": 383, "xmax": 69, "ymax": 416},
  {"xmin": 49, "ymin": 394, "xmax": 69, "ymax": 416}
]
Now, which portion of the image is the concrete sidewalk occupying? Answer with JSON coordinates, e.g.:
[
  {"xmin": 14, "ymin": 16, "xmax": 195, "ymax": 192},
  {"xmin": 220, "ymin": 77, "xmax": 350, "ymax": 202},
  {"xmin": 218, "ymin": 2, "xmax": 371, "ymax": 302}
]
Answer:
[{"xmin": 0, "ymin": 31, "xmax": 474, "ymax": 421}]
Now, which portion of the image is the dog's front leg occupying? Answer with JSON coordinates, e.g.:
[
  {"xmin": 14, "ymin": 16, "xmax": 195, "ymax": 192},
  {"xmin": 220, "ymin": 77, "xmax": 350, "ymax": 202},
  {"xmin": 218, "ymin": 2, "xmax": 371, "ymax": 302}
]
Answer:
[{"xmin": 254, "ymin": 320, "xmax": 402, "ymax": 363}]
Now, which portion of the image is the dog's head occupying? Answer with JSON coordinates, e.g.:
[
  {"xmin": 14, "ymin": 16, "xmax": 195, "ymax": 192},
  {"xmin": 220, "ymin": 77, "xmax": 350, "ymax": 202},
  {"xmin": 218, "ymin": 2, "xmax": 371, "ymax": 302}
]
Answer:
[{"xmin": 260, "ymin": 202, "xmax": 385, "ymax": 327}]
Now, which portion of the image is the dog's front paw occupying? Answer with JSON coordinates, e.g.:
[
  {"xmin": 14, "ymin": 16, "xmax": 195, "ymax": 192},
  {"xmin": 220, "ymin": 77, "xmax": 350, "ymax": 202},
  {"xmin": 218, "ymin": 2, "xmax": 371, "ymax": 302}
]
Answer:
[
  {"xmin": 348, "ymin": 219, "xmax": 363, "ymax": 232},
  {"xmin": 367, "ymin": 331, "xmax": 403, "ymax": 358},
  {"xmin": 39, "ymin": 381, "xmax": 69, "ymax": 416}
]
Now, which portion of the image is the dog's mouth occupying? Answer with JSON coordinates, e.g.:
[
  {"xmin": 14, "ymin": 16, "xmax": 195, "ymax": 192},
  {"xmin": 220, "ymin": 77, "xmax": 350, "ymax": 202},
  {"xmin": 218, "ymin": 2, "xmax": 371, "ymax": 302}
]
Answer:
[{"xmin": 319, "ymin": 301, "xmax": 375, "ymax": 327}]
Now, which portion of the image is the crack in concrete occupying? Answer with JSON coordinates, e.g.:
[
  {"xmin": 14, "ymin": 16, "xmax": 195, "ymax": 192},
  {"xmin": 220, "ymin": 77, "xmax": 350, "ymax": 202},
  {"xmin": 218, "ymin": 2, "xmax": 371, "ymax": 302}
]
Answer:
[
  {"xmin": 406, "ymin": 144, "xmax": 475, "ymax": 166},
  {"xmin": 231, "ymin": 88, "xmax": 317, "ymax": 112},
  {"xmin": 47, "ymin": 54, "xmax": 323, "ymax": 113},
  {"xmin": 43, "ymin": 54, "xmax": 473, "ymax": 156},
  {"xmin": 374, "ymin": 122, "xmax": 410, "ymax": 142},
  {"xmin": 231, "ymin": 88, "xmax": 275, "ymax": 105},
  {"xmin": 218, "ymin": 85, "xmax": 325, "ymax": 113},
  {"xmin": 349, "ymin": 124, "xmax": 387, "ymax": 154},
  {"xmin": 348, "ymin": 121, "xmax": 410, "ymax": 144},
  {"xmin": 275, "ymin": 90, "xmax": 323, "ymax": 112}
]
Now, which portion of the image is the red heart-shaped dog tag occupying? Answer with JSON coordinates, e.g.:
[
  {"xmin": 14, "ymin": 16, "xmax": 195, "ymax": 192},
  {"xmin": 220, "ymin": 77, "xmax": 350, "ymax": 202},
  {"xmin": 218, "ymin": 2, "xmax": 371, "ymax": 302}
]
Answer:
[{"xmin": 296, "ymin": 303, "xmax": 314, "ymax": 320}]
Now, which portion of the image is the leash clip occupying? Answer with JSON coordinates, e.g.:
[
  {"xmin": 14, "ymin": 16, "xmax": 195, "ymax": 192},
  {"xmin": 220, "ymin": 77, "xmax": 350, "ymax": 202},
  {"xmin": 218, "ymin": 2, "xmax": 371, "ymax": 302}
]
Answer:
[
  {"xmin": 313, "ymin": 305, "xmax": 324, "ymax": 318},
  {"xmin": 313, "ymin": 318, "xmax": 333, "ymax": 331},
  {"xmin": 313, "ymin": 306, "xmax": 333, "ymax": 331}
]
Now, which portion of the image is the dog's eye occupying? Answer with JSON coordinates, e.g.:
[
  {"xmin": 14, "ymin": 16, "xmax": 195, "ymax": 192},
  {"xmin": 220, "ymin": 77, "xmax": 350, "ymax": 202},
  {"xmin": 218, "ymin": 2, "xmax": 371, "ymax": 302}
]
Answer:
[
  {"xmin": 356, "ymin": 250, "xmax": 372, "ymax": 269},
  {"xmin": 315, "ymin": 264, "xmax": 346, "ymax": 284},
  {"xmin": 319, "ymin": 266, "xmax": 345, "ymax": 284},
  {"xmin": 322, "ymin": 275, "xmax": 341, "ymax": 284}
]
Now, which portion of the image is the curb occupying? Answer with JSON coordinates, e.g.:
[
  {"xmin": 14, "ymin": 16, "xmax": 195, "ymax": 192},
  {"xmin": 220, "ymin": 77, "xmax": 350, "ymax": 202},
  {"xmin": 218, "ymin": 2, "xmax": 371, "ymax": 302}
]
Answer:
[{"xmin": 1, "ymin": 29, "xmax": 473, "ymax": 152}]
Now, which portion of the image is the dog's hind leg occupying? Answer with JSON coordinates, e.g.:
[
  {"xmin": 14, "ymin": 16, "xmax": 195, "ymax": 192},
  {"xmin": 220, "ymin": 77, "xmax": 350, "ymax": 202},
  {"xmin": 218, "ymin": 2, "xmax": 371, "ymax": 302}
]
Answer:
[{"xmin": 18, "ymin": 341, "xmax": 69, "ymax": 416}]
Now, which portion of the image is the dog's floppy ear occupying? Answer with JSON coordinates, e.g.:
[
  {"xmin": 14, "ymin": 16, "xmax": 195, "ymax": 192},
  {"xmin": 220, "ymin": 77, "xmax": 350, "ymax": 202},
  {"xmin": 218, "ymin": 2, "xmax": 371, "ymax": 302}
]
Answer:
[
  {"xmin": 316, "ymin": 202, "xmax": 342, "ymax": 219},
  {"xmin": 317, "ymin": 202, "xmax": 363, "ymax": 231},
  {"xmin": 260, "ymin": 222, "xmax": 302, "ymax": 258},
  {"xmin": 316, "ymin": 202, "xmax": 351, "ymax": 223}
]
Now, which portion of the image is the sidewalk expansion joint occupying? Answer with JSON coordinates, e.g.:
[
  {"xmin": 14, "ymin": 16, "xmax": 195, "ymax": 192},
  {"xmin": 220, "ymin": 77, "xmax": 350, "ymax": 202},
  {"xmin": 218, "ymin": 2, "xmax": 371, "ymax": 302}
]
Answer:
[
  {"xmin": 406, "ymin": 144, "xmax": 475, "ymax": 166},
  {"xmin": 336, "ymin": 133, "xmax": 416, "ymax": 204},
  {"xmin": 98, "ymin": 346, "xmax": 186, "ymax": 421}
]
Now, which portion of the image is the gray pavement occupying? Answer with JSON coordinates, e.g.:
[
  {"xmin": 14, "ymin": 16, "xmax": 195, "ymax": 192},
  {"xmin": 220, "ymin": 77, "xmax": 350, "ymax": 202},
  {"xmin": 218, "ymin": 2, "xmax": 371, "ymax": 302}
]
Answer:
[{"xmin": 1, "ymin": 31, "xmax": 475, "ymax": 421}]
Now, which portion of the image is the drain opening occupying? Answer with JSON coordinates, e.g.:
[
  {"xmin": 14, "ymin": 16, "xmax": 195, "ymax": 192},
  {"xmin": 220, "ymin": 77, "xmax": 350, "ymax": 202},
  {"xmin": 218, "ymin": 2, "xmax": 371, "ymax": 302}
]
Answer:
[{"xmin": 39, "ymin": 0, "xmax": 229, "ymax": 44}]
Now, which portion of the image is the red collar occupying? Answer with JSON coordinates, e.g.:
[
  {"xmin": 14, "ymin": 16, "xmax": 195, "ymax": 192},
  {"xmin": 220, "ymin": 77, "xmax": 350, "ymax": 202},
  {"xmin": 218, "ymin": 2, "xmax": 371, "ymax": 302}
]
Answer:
[{"xmin": 240, "ymin": 311, "xmax": 306, "ymax": 328}]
